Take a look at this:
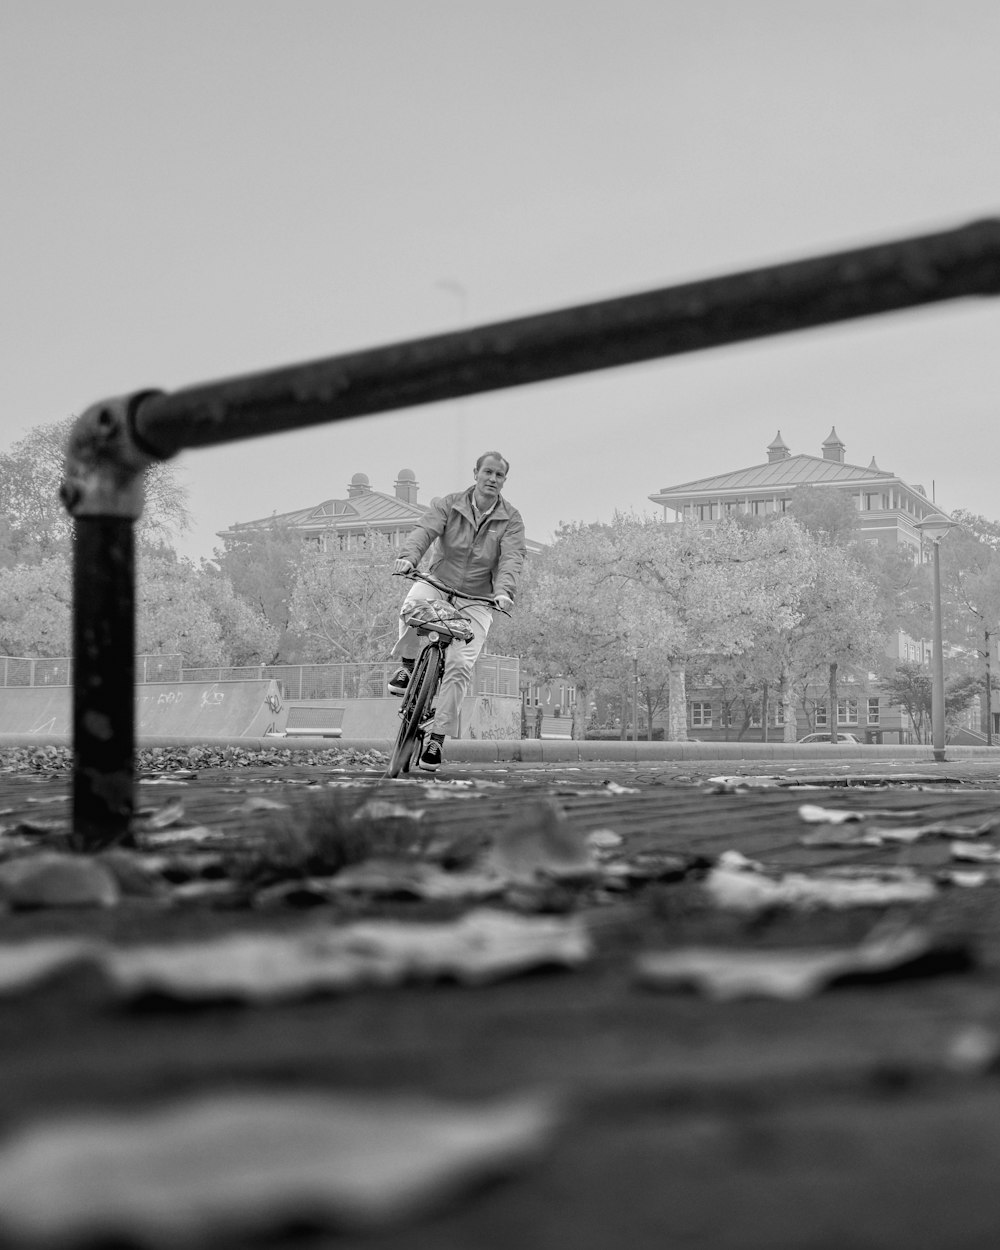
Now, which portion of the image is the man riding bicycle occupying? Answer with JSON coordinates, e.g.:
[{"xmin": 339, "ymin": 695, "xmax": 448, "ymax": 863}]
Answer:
[{"xmin": 389, "ymin": 451, "xmax": 526, "ymax": 773}]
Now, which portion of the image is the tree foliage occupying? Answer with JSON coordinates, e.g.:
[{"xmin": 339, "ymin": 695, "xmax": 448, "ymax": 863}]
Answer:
[
  {"xmin": 287, "ymin": 533, "xmax": 401, "ymax": 663},
  {"xmin": 211, "ymin": 523, "xmax": 307, "ymax": 662},
  {"xmin": 0, "ymin": 417, "xmax": 190, "ymax": 562},
  {"xmin": 0, "ymin": 558, "xmax": 72, "ymax": 655},
  {"xmin": 787, "ymin": 484, "xmax": 860, "ymax": 545}
]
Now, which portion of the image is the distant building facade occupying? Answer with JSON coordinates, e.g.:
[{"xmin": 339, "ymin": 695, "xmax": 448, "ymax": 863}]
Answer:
[
  {"xmin": 648, "ymin": 427, "xmax": 950, "ymax": 556},
  {"xmin": 217, "ymin": 470, "xmax": 429, "ymax": 553},
  {"xmin": 646, "ymin": 430, "xmax": 956, "ymax": 744},
  {"xmin": 218, "ymin": 469, "xmax": 545, "ymax": 556}
]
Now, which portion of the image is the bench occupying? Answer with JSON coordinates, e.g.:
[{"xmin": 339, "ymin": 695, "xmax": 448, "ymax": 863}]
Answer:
[
  {"xmin": 539, "ymin": 715, "xmax": 573, "ymax": 740},
  {"xmin": 283, "ymin": 705, "xmax": 345, "ymax": 738}
]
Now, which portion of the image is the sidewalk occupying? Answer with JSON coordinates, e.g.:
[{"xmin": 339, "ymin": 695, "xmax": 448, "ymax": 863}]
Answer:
[{"xmin": 2, "ymin": 752, "xmax": 1000, "ymax": 1246}]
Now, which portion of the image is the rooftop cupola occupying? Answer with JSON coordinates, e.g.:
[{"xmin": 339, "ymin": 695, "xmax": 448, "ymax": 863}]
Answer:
[
  {"xmin": 767, "ymin": 430, "xmax": 790, "ymax": 462},
  {"xmin": 822, "ymin": 427, "xmax": 846, "ymax": 464},
  {"xmin": 347, "ymin": 472, "xmax": 371, "ymax": 499},
  {"xmin": 394, "ymin": 468, "xmax": 419, "ymax": 505}
]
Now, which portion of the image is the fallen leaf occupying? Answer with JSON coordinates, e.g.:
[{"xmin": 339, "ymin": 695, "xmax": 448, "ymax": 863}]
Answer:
[
  {"xmin": 140, "ymin": 826, "xmax": 225, "ymax": 847},
  {"xmin": 228, "ymin": 797, "xmax": 289, "ymax": 814},
  {"xmin": 635, "ymin": 928, "xmax": 959, "ymax": 1000},
  {"xmin": 487, "ymin": 800, "xmax": 597, "ymax": 884},
  {"xmin": 0, "ymin": 854, "xmax": 120, "ymax": 909},
  {"xmin": 705, "ymin": 861, "xmax": 936, "ymax": 912},
  {"xmin": 143, "ymin": 799, "xmax": 186, "ymax": 830},
  {"xmin": 351, "ymin": 799, "xmax": 423, "ymax": 822},
  {"xmin": 586, "ymin": 829, "xmax": 624, "ymax": 851},
  {"xmin": 0, "ymin": 937, "xmax": 104, "ymax": 994},
  {"xmin": 0, "ymin": 1089, "xmax": 559, "ymax": 1243},
  {"xmin": 798, "ymin": 803, "xmax": 866, "ymax": 824},
  {"xmin": 951, "ymin": 841, "xmax": 1000, "ymax": 863},
  {"xmin": 325, "ymin": 859, "xmax": 505, "ymax": 901},
  {"xmin": 103, "ymin": 909, "xmax": 592, "ymax": 1001}
]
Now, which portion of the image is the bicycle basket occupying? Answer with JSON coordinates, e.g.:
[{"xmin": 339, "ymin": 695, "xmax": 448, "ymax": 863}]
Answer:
[{"xmin": 402, "ymin": 598, "xmax": 475, "ymax": 642}]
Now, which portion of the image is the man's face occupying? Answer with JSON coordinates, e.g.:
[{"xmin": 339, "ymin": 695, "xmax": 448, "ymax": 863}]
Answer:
[{"xmin": 473, "ymin": 457, "xmax": 507, "ymax": 498}]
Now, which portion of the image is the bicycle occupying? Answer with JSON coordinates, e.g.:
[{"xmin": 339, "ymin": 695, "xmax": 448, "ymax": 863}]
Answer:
[{"xmin": 385, "ymin": 571, "xmax": 503, "ymax": 778}]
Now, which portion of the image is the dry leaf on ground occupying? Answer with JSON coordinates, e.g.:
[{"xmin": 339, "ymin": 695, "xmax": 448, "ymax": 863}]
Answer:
[
  {"xmin": 0, "ymin": 853, "xmax": 120, "ymax": 909},
  {"xmin": 0, "ymin": 1089, "xmax": 559, "ymax": 1244},
  {"xmin": 705, "ymin": 860, "xmax": 936, "ymax": 912},
  {"xmin": 635, "ymin": 927, "xmax": 957, "ymax": 1000}
]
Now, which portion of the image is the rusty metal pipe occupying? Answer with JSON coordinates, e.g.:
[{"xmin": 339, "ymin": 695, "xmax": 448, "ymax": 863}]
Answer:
[{"xmin": 132, "ymin": 219, "xmax": 1000, "ymax": 460}]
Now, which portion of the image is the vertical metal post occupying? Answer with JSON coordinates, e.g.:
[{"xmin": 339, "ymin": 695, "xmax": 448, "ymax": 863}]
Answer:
[
  {"xmin": 73, "ymin": 518, "xmax": 136, "ymax": 846},
  {"xmin": 61, "ymin": 392, "xmax": 158, "ymax": 851},
  {"xmin": 632, "ymin": 656, "xmax": 639, "ymax": 743},
  {"xmin": 930, "ymin": 539, "xmax": 947, "ymax": 762},
  {"xmin": 918, "ymin": 518, "xmax": 956, "ymax": 764}
]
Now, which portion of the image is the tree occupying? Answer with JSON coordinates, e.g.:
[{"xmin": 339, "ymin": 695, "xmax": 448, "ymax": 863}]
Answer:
[
  {"xmin": 287, "ymin": 532, "xmax": 401, "ymax": 663},
  {"xmin": 199, "ymin": 572, "xmax": 280, "ymax": 666},
  {"xmin": 754, "ymin": 539, "xmax": 887, "ymax": 741},
  {"xmin": 787, "ymin": 484, "xmax": 860, "ymax": 545},
  {"xmin": 937, "ymin": 518, "xmax": 1000, "ymax": 742},
  {"xmin": 0, "ymin": 417, "xmax": 189, "ymax": 562},
  {"xmin": 611, "ymin": 515, "xmax": 815, "ymax": 740},
  {"xmin": 210, "ymin": 522, "xmax": 307, "ymax": 662},
  {"xmin": 0, "ymin": 558, "xmax": 72, "ymax": 655},
  {"xmin": 503, "ymin": 523, "xmax": 627, "ymax": 739},
  {"xmin": 882, "ymin": 660, "xmax": 979, "ymax": 743}
]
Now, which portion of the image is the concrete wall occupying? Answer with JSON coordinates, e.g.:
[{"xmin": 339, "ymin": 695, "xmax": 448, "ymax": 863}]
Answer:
[{"xmin": 283, "ymin": 695, "xmax": 520, "ymax": 740}]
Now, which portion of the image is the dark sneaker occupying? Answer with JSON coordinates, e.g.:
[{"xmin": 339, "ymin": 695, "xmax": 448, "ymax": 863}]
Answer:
[
  {"xmin": 387, "ymin": 666, "xmax": 412, "ymax": 697},
  {"xmin": 418, "ymin": 739, "xmax": 443, "ymax": 772}
]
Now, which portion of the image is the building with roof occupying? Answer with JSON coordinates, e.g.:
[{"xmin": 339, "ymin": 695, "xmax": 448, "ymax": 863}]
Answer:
[
  {"xmin": 217, "ymin": 470, "xmax": 428, "ymax": 553},
  {"xmin": 648, "ymin": 427, "xmax": 951, "ymax": 554},
  {"xmin": 645, "ymin": 430, "xmax": 957, "ymax": 745},
  {"xmin": 218, "ymin": 469, "xmax": 545, "ymax": 556}
]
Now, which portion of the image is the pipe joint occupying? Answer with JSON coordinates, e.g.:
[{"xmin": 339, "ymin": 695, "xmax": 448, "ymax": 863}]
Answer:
[{"xmin": 60, "ymin": 391, "xmax": 163, "ymax": 519}]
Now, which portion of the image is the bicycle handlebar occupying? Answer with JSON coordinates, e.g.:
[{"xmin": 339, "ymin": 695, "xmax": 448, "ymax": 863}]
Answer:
[{"xmin": 393, "ymin": 569, "xmax": 506, "ymax": 610}]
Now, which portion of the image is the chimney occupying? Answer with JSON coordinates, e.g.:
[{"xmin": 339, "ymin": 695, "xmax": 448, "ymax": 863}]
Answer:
[
  {"xmin": 767, "ymin": 430, "xmax": 790, "ymax": 462},
  {"xmin": 394, "ymin": 468, "xmax": 419, "ymax": 505},
  {"xmin": 347, "ymin": 472, "xmax": 371, "ymax": 499},
  {"xmin": 822, "ymin": 427, "xmax": 845, "ymax": 464}
]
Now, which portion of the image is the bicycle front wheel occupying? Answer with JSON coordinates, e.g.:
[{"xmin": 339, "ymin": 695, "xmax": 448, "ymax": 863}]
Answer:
[{"xmin": 386, "ymin": 647, "xmax": 441, "ymax": 777}]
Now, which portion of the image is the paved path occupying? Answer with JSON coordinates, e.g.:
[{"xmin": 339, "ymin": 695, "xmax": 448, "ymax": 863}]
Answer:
[{"xmin": 2, "ymin": 754, "xmax": 1000, "ymax": 1247}]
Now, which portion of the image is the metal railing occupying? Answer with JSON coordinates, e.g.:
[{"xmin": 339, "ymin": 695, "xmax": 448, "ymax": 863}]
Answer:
[
  {"xmin": 61, "ymin": 218, "xmax": 1000, "ymax": 846},
  {"xmin": 0, "ymin": 653, "xmax": 519, "ymax": 699}
]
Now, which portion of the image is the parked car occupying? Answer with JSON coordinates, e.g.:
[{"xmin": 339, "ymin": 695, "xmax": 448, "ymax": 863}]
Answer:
[{"xmin": 797, "ymin": 731, "xmax": 864, "ymax": 744}]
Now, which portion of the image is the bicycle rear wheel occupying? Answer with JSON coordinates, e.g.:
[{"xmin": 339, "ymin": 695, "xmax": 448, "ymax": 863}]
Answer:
[{"xmin": 386, "ymin": 647, "xmax": 441, "ymax": 777}]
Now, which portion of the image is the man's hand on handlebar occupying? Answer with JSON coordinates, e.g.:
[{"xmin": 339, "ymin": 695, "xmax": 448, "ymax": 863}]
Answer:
[
  {"xmin": 393, "ymin": 558, "xmax": 415, "ymax": 576},
  {"xmin": 493, "ymin": 594, "xmax": 514, "ymax": 613}
]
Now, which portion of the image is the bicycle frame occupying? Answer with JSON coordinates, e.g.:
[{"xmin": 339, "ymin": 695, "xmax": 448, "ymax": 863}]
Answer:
[{"xmin": 386, "ymin": 573, "xmax": 497, "ymax": 777}]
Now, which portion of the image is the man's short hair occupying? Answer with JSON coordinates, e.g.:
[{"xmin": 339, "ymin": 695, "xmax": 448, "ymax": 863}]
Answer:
[{"xmin": 475, "ymin": 451, "xmax": 510, "ymax": 475}]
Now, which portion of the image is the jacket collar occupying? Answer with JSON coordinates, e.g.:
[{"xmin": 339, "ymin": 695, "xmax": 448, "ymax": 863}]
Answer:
[{"xmin": 456, "ymin": 486, "xmax": 510, "ymax": 523}]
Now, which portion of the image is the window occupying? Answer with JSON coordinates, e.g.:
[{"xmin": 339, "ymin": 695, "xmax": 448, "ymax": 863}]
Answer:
[
  {"xmin": 815, "ymin": 705, "xmax": 828, "ymax": 726},
  {"xmin": 696, "ymin": 503, "xmax": 715, "ymax": 521},
  {"xmin": 690, "ymin": 702, "xmax": 712, "ymax": 728},
  {"xmin": 837, "ymin": 698, "xmax": 859, "ymax": 725},
  {"xmin": 750, "ymin": 499, "xmax": 769, "ymax": 516},
  {"xmin": 774, "ymin": 704, "xmax": 786, "ymax": 725},
  {"xmin": 867, "ymin": 698, "xmax": 880, "ymax": 725}
]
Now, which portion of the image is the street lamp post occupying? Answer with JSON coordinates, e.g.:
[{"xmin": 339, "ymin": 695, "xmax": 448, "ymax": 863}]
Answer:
[{"xmin": 917, "ymin": 519, "xmax": 958, "ymax": 762}]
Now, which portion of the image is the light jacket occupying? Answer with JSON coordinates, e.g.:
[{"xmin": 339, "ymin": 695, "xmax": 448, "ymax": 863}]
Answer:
[{"xmin": 401, "ymin": 488, "xmax": 526, "ymax": 601}]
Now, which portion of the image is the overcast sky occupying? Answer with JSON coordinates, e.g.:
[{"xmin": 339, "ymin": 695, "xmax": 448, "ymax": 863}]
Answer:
[{"xmin": 2, "ymin": 0, "xmax": 999, "ymax": 558}]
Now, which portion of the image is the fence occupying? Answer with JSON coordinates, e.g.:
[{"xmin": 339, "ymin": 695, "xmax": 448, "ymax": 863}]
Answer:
[
  {"xmin": 0, "ymin": 653, "xmax": 519, "ymax": 700},
  {"xmin": 62, "ymin": 218, "xmax": 1000, "ymax": 846}
]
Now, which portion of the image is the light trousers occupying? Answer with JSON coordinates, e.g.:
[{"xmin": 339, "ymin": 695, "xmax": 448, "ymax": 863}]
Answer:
[{"xmin": 390, "ymin": 580, "xmax": 493, "ymax": 738}]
